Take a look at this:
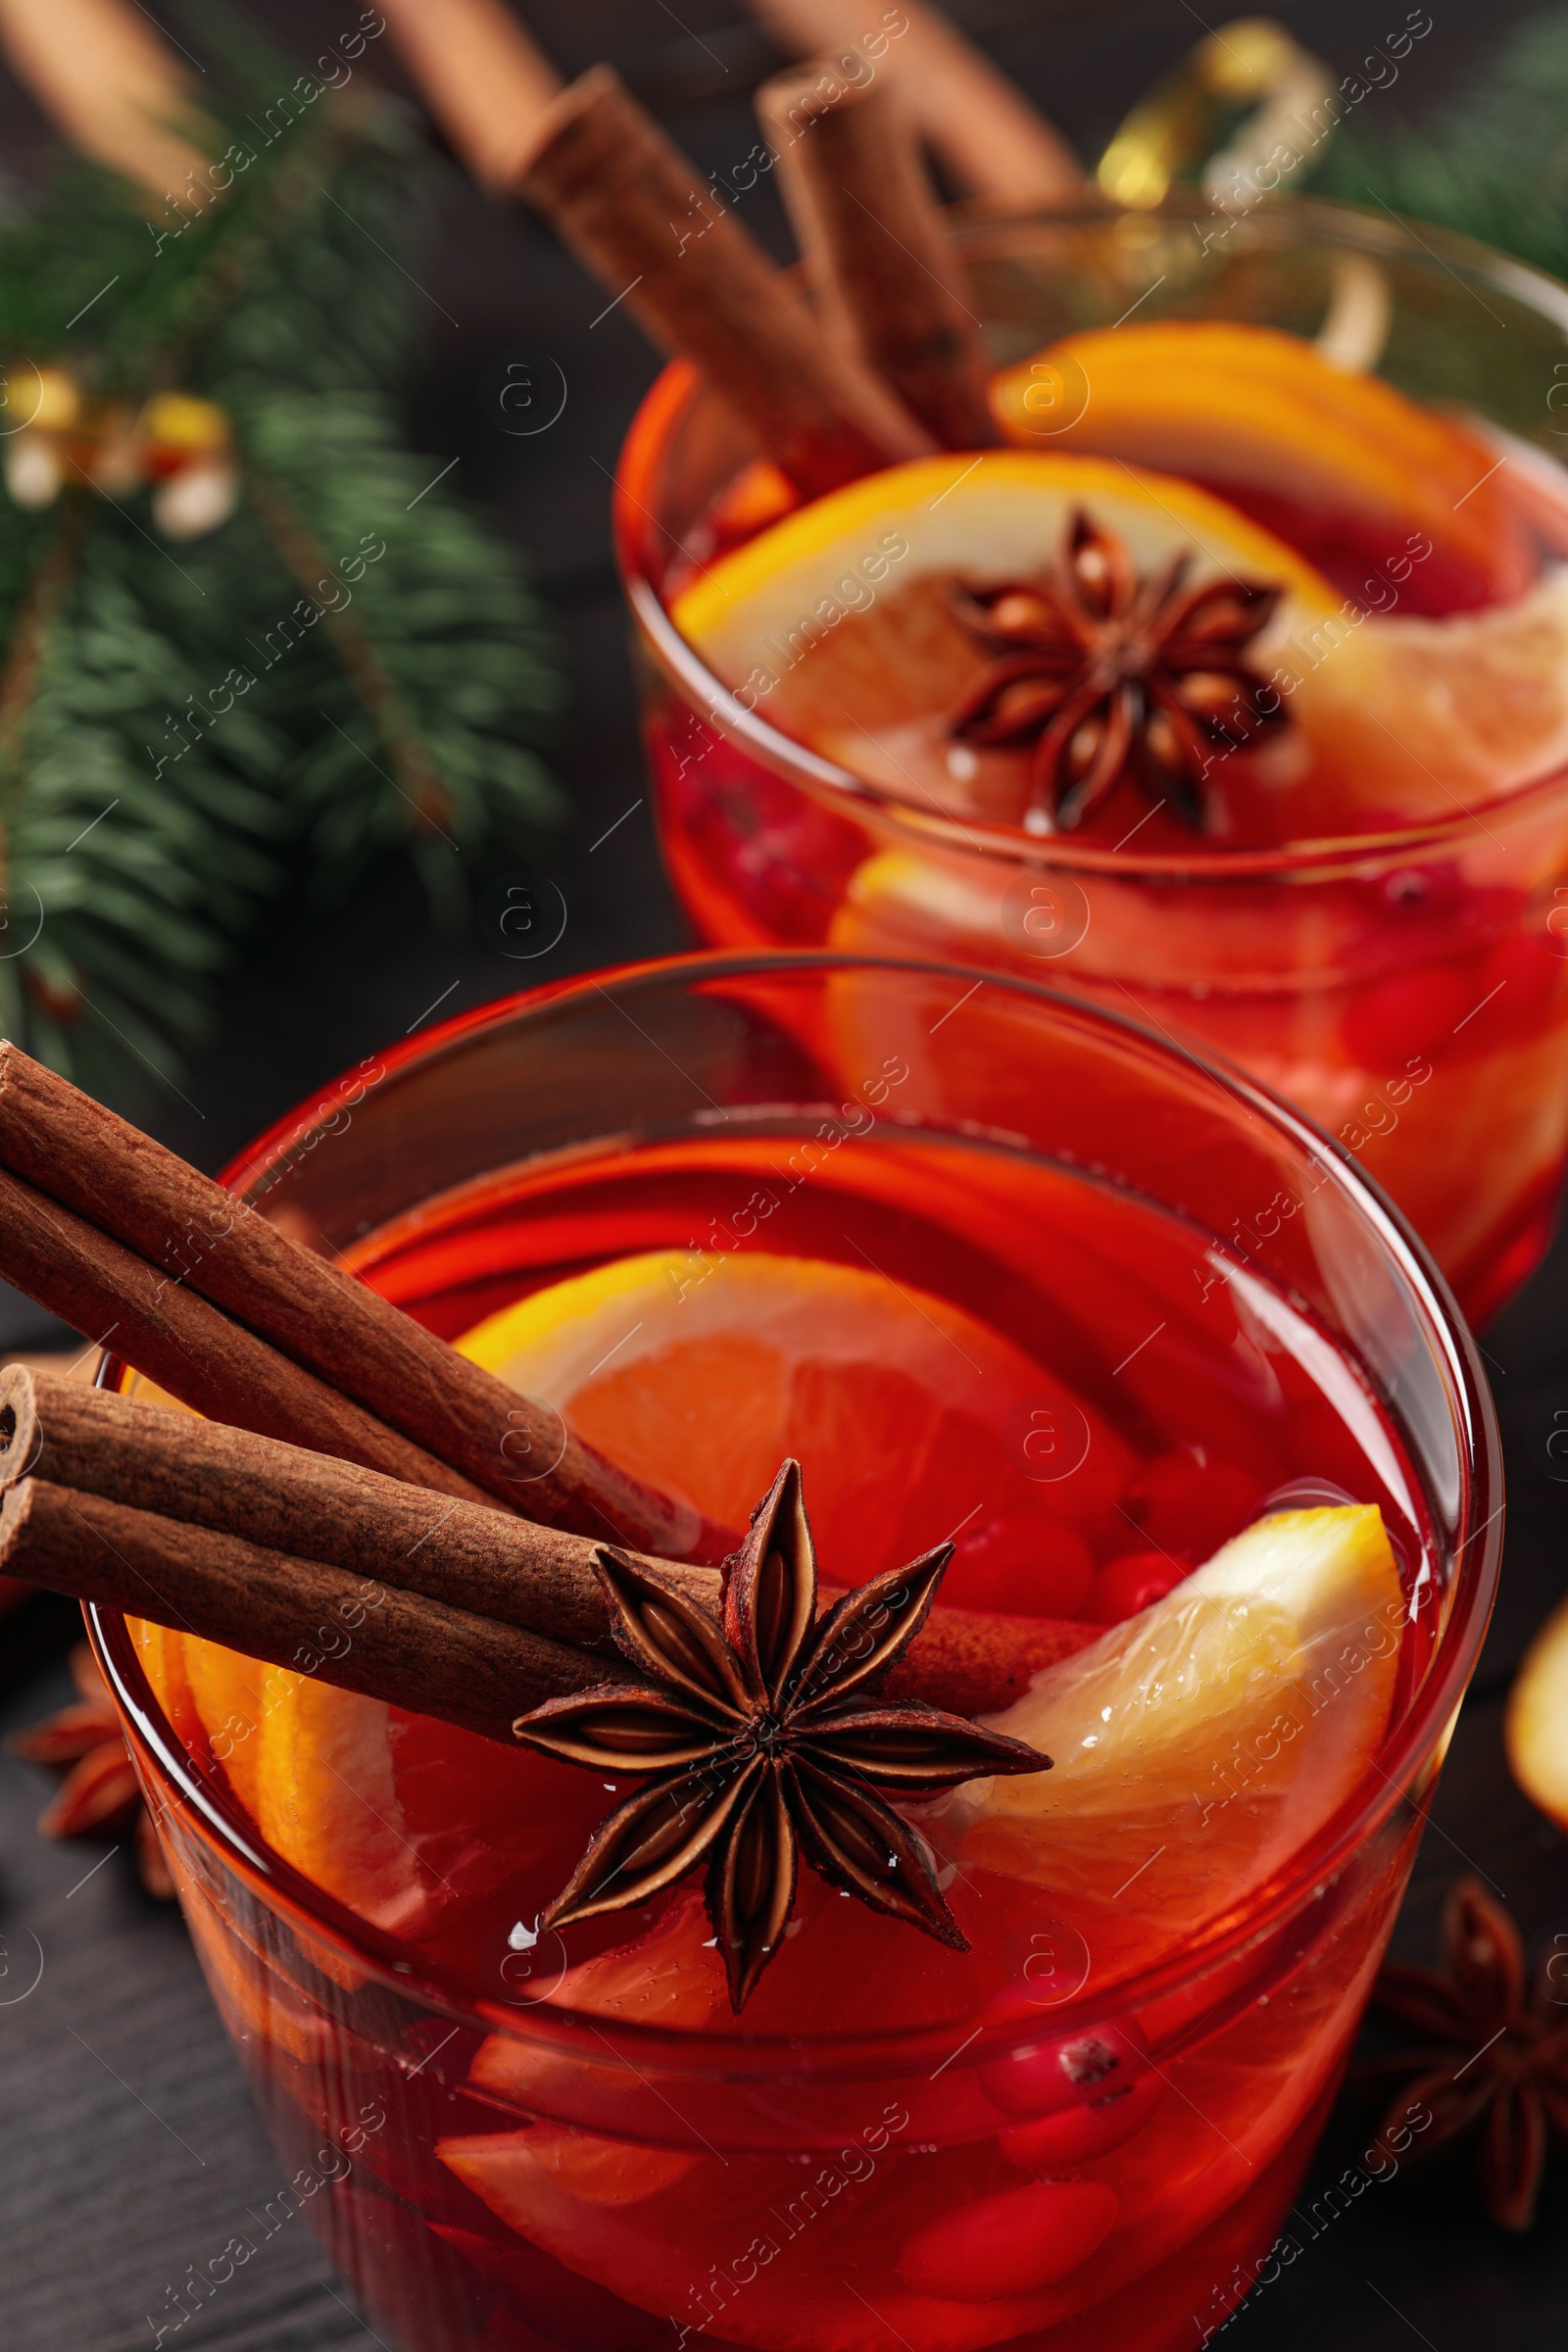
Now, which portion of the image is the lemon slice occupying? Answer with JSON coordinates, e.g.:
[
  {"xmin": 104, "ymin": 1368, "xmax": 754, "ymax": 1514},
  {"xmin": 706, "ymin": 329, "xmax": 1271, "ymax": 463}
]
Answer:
[
  {"xmin": 956, "ymin": 1506, "xmax": 1404, "ymax": 1928},
  {"xmin": 1506, "ymin": 1592, "xmax": 1568, "ymax": 1830}
]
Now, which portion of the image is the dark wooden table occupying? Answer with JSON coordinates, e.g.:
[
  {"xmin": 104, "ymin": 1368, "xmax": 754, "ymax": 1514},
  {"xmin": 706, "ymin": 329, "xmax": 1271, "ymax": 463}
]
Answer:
[{"xmin": 3, "ymin": 6, "xmax": 1567, "ymax": 2348}]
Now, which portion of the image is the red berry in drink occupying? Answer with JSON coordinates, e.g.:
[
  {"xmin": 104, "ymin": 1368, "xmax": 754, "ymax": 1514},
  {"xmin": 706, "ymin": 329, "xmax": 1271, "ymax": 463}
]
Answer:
[
  {"xmin": 1120, "ymin": 1444, "xmax": 1262, "ymax": 1562},
  {"xmin": 1089, "ymin": 1549, "xmax": 1190, "ymax": 1622},
  {"xmin": 944, "ymin": 1510, "xmax": 1094, "ymax": 1618}
]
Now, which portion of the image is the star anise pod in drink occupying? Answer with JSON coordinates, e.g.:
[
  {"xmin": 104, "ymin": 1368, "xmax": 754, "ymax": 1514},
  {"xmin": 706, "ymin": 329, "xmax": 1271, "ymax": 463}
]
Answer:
[
  {"xmin": 1358, "ymin": 1877, "xmax": 1568, "ymax": 2230},
  {"xmin": 948, "ymin": 508, "xmax": 1287, "ymax": 833},
  {"xmin": 513, "ymin": 1458, "xmax": 1050, "ymax": 2009}
]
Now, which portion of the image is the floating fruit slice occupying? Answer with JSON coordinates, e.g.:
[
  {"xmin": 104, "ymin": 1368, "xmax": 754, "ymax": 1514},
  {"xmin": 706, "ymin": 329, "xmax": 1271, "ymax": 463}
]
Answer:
[
  {"xmin": 956, "ymin": 1505, "xmax": 1404, "ymax": 1934},
  {"xmin": 249, "ymin": 1669, "xmax": 446, "ymax": 1940},
  {"xmin": 896, "ymin": 2178, "xmax": 1119, "ymax": 2300},
  {"xmin": 1275, "ymin": 566, "xmax": 1568, "ymax": 830},
  {"xmin": 670, "ymin": 450, "xmax": 1338, "ymax": 835},
  {"xmin": 676, "ymin": 448, "xmax": 1568, "ymax": 845},
  {"xmin": 990, "ymin": 321, "xmax": 1535, "ymax": 616},
  {"xmin": 172, "ymin": 1248, "xmax": 1114, "ymax": 1946},
  {"xmin": 460, "ymin": 1246, "xmax": 1131, "ymax": 1592},
  {"xmin": 445, "ymin": 1893, "xmax": 1054, "ymax": 2352},
  {"xmin": 1505, "ymin": 1590, "xmax": 1568, "ymax": 1830}
]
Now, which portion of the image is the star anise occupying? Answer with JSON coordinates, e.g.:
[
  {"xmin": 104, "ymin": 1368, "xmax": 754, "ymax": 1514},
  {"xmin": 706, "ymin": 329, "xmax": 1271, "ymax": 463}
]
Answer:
[
  {"xmin": 948, "ymin": 508, "xmax": 1287, "ymax": 832},
  {"xmin": 1358, "ymin": 1877, "xmax": 1568, "ymax": 2230},
  {"xmin": 6, "ymin": 1641, "xmax": 174, "ymax": 1898},
  {"xmin": 513, "ymin": 1458, "xmax": 1050, "ymax": 2009}
]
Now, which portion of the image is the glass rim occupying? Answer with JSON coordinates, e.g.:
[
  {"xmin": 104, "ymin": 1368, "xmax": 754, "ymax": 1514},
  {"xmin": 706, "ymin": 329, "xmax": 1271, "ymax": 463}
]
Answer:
[
  {"xmin": 92, "ymin": 948, "xmax": 1504, "ymax": 2082},
  {"xmin": 615, "ymin": 186, "xmax": 1568, "ymax": 883}
]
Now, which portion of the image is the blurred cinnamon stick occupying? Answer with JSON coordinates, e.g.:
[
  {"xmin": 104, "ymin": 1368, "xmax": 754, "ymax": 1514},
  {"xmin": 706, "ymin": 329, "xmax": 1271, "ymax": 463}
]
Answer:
[
  {"xmin": 758, "ymin": 67, "xmax": 995, "ymax": 452},
  {"xmin": 382, "ymin": 17, "xmax": 935, "ymax": 497},
  {"xmin": 377, "ymin": 0, "xmax": 563, "ymax": 187},
  {"xmin": 748, "ymin": 0, "xmax": 1080, "ymax": 203},
  {"xmin": 512, "ymin": 67, "xmax": 934, "ymax": 498},
  {"xmin": 0, "ymin": 0, "xmax": 213, "ymax": 197}
]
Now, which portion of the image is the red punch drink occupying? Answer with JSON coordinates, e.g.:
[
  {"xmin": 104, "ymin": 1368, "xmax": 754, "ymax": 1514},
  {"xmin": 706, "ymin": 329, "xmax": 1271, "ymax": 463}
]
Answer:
[
  {"xmin": 99, "ymin": 956, "xmax": 1498, "ymax": 2352},
  {"xmin": 620, "ymin": 201, "xmax": 1568, "ymax": 1322}
]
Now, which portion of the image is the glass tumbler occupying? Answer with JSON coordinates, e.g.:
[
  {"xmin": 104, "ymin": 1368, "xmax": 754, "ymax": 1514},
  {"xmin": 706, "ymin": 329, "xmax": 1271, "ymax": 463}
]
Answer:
[
  {"xmin": 92, "ymin": 952, "xmax": 1499, "ymax": 2352},
  {"xmin": 618, "ymin": 195, "xmax": 1568, "ymax": 1324}
]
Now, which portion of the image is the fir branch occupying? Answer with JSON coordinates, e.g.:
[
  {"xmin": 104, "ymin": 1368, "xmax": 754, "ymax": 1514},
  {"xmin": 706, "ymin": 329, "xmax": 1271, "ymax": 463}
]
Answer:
[
  {"xmin": 0, "ymin": 13, "xmax": 565, "ymax": 1094},
  {"xmin": 1315, "ymin": 8, "xmax": 1568, "ymax": 279},
  {"xmin": 235, "ymin": 389, "xmax": 565, "ymax": 900}
]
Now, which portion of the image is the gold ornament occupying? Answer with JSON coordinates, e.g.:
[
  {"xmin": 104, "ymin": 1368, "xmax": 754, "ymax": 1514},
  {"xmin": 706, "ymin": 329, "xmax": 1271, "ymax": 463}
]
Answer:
[{"xmin": 1, "ymin": 363, "xmax": 237, "ymax": 536}]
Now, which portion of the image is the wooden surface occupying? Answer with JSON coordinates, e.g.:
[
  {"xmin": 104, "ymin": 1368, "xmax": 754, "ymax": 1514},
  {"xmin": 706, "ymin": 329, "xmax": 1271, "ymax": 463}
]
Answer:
[{"xmin": 2, "ymin": 5, "xmax": 1567, "ymax": 2348}]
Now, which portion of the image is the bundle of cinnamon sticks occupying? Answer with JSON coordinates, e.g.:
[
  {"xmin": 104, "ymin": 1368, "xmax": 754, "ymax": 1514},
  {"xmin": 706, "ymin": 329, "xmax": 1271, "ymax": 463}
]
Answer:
[
  {"xmin": 0, "ymin": 1052, "xmax": 1092, "ymax": 1740},
  {"xmin": 375, "ymin": 0, "xmax": 1078, "ymax": 500}
]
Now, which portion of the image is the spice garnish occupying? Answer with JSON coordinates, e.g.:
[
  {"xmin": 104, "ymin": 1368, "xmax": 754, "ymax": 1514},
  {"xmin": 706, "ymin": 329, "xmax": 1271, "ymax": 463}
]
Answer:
[
  {"xmin": 1360, "ymin": 1876, "xmax": 1568, "ymax": 2230},
  {"xmin": 513, "ymin": 1458, "xmax": 1051, "ymax": 2009},
  {"xmin": 949, "ymin": 508, "xmax": 1286, "ymax": 832}
]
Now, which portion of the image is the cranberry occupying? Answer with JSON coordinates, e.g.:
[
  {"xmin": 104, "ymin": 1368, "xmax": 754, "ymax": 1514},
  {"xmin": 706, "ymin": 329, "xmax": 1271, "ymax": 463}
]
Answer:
[
  {"xmin": 943, "ymin": 1513, "xmax": 1095, "ymax": 1619},
  {"xmin": 1119, "ymin": 1444, "xmax": 1262, "ymax": 1563},
  {"xmin": 980, "ymin": 2022, "xmax": 1150, "ymax": 2119},
  {"xmin": 1087, "ymin": 1549, "xmax": 1190, "ymax": 1623}
]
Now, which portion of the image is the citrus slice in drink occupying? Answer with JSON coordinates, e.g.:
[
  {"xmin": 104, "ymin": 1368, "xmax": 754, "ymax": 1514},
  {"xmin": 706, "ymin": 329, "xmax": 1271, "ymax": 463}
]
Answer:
[
  {"xmin": 990, "ymin": 319, "xmax": 1534, "ymax": 616},
  {"xmin": 671, "ymin": 449, "xmax": 1337, "ymax": 835},
  {"xmin": 458, "ymin": 1246, "xmax": 1133, "ymax": 1587},
  {"xmin": 1505, "ymin": 1590, "xmax": 1568, "ymax": 1831},
  {"xmin": 166, "ymin": 1248, "xmax": 1117, "ymax": 1944},
  {"xmin": 672, "ymin": 448, "xmax": 1568, "ymax": 846},
  {"xmin": 955, "ymin": 1504, "xmax": 1405, "ymax": 1946}
]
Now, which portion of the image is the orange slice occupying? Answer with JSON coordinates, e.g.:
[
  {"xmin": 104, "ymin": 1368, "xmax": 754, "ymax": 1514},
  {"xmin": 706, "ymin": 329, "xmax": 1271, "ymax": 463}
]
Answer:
[
  {"xmin": 991, "ymin": 320, "xmax": 1535, "ymax": 615},
  {"xmin": 955, "ymin": 1505, "xmax": 1403, "ymax": 1929},
  {"xmin": 459, "ymin": 1246, "xmax": 1131, "ymax": 1579},
  {"xmin": 672, "ymin": 449, "xmax": 1345, "ymax": 842},
  {"xmin": 1505, "ymin": 1592, "xmax": 1568, "ymax": 1830},
  {"xmin": 676, "ymin": 447, "xmax": 1568, "ymax": 842},
  {"xmin": 166, "ymin": 1248, "xmax": 1117, "ymax": 1943},
  {"xmin": 673, "ymin": 448, "xmax": 1336, "ymax": 807},
  {"xmin": 1274, "ymin": 569, "xmax": 1568, "ymax": 828}
]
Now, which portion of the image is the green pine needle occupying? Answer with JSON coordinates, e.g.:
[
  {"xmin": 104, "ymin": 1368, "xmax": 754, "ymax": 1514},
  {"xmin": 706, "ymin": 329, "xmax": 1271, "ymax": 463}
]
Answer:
[
  {"xmin": 0, "ymin": 14, "xmax": 564, "ymax": 1097},
  {"xmin": 1315, "ymin": 8, "xmax": 1568, "ymax": 280}
]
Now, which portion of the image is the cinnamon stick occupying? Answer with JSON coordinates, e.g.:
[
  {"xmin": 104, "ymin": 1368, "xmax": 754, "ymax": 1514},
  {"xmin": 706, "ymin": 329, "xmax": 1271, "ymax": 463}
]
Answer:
[
  {"xmin": 0, "ymin": 1045, "xmax": 727, "ymax": 1559},
  {"xmin": 0, "ymin": 1165, "xmax": 489, "ymax": 1501},
  {"xmin": 746, "ymin": 0, "xmax": 1081, "ymax": 205},
  {"xmin": 758, "ymin": 69, "xmax": 996, "ymax": 453},
  {"xmin": 0, "ymin": 1365, "xmax": 710, "ymax": 1654},
  {"xmin": 0, "ymin": 0, "xmax": 214, "ymax": 199},
  {"xmin": 0, "ymin": 1478, "xmax": 592, "ymax": 1741},
  {"xmin": 0, "ymin": 1367, "xmax": 1098, "ymax": 1717},
  {"xmin": 377, "ymin": 0, "xmax": 563, "ymax": 188},
  {"xmin": 511, "ymin": 66, "xmax": 934, "ymax": 500}
]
